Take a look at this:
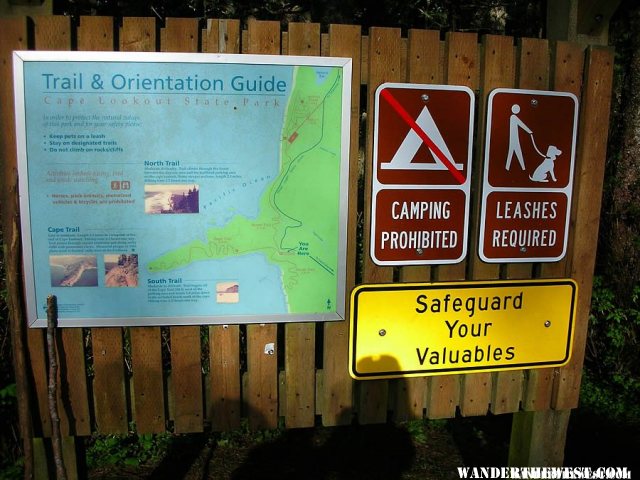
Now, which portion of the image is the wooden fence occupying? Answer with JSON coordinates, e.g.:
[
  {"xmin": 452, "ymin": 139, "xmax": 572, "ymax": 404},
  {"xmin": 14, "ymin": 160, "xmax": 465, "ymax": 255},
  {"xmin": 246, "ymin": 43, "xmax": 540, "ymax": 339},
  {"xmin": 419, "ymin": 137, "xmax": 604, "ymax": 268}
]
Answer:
[{"xmin": 0, "ymin": 15, "xmax": 613, "ymax": 475}]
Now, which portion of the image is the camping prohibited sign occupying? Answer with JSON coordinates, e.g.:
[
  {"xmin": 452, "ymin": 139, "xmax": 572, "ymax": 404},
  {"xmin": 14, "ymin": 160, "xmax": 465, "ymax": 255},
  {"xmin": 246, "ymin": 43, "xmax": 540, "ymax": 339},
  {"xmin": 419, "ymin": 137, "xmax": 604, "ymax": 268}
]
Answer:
[
  {"xmin": 479, "ymin": 88, "xmax": 579, "ymax": 263},
  {"xmin": 371, "ymin": 83, "xmax": 475, "ymax": 265}
]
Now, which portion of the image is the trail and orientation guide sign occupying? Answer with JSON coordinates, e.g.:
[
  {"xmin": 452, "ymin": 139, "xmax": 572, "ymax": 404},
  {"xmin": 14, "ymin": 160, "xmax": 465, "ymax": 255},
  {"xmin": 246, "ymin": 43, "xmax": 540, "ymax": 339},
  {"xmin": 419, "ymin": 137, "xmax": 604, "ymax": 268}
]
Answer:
[
  {"xmin": 370, "ymin": 83, "xmax": 474, "ymax": 266},
  {"xmin": 13, "ymin": 51, "xmax": 352, "ymax": 327},
  {"xmin": 479, "ymin": 88, "xmax": 579, "ymax": 263},
  {"xmin": 349, "ymin": 280, "xmax": 577, "ymax": 380}
]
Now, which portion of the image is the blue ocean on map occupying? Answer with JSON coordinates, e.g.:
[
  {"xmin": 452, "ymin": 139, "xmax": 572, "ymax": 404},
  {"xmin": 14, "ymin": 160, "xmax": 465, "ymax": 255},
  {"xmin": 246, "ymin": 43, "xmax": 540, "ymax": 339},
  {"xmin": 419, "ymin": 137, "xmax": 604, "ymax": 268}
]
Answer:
[
  {"xmin": 179, "ymin": 254, "xmax": 288, "ymax": 315},
  {"xmin": 140, "ymin": 254, "xmax": 287, "ymax": 317},
  {"xmin": 314, "ymin": 68, "xmax": 332, "ymax": 84}
]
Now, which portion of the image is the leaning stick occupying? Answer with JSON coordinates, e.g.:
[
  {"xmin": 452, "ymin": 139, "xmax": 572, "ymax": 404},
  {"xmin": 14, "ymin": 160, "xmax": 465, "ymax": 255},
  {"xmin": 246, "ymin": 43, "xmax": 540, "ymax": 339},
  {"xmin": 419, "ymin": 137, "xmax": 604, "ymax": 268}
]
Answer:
[{"xmin": 46, "ymin": 295, "xmax": 67, "ymax": 480}]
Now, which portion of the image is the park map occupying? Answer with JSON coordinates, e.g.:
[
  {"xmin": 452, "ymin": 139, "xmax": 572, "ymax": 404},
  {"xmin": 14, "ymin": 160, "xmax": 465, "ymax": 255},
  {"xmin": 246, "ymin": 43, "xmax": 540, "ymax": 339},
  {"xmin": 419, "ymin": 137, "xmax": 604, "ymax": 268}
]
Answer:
[{"xmin": 18, "ymin": 54, "xmax": 346, "ymax": 326}]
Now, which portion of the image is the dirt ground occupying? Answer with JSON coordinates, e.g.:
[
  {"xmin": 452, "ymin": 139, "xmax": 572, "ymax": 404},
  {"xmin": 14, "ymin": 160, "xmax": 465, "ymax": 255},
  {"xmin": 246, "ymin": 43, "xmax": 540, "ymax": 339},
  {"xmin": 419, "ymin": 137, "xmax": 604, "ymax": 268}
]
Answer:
[{"xmin": 87, "ymin": 410, "xmax": 639, "ymax": 480}]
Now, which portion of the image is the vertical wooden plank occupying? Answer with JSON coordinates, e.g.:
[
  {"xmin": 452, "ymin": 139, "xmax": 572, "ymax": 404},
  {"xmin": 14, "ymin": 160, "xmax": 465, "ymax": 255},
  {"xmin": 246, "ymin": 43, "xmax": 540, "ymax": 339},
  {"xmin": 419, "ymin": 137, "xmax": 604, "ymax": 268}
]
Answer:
[
  {"xmin": 31, "ymin": 15, "xmax": 92, "ymax": 437},
  {"xmin": 26, "ymin": 330, "xmax": 50, "ymax": 436},
  {"xmin": 202, "ymin": 19, "xmax": 241, "ymax": 55},
  {"xmin": 468, "ymin": 35, "xmax": 506, "ymax": 283},
  {"xmin": 553, "ymin": 47, "xmax": 614, "ymax": 409},
  {"xmin": 61, "ymin": 436, "xmax": 79, "ymax": 480},
  {"xmin": 430, "ymin": 32, "xmax": 484, "ymax": 419},
  {"xmin": 420, "ymin": 33, "xmax": 462, "ymax": 421},
  {"xmin": 359, "ymin": 27, "xmax": 403, "ymax": 425},
  {"xmin": 504, "ymin": 37, "xmax": 550, "ymax": 280},
  {"xmin": 510, "ymin": 44, "xmax": 613, "ymax": 469},
  {"xmin": 284, "ymin": 323, "xmax": 315, "ymax": 427},
  {"xmin": 33, "ymin": 15, "xmax": 71, "ymax": 50},
  {"xmin": 120, "ymin": 17, "xmax": 165, "ymax": 434},
  {"xmin": 120, "ymin": 16, "xmax": 155, "ymax": 53},
  {"xmin": 24, "ymin": 329, "xmax": 52, "ymax": 436},
  {"xmin": 159, "ymin": 17, "xmax": 203, "ymax": 434},
  {"xmin": 541, "ymin": 41, "xmax": 585, "ymax": 282},
  {"xmin": 524, "ymin": 41, "xmax": 585, "ymax": 412},
  {"xmin": 406, "ymin": 29, "xmax": 441, "ymax": 85},
  {"xmin": 201, "ymin": 19, "xmax": 243, "ymax": 432},
  {"xmin": 56, "ymin": 331, "xmax": 91, "ymax": 436},
  {"xmin": 246, "ymin": 323, "xmax": 278, "ymax": 429},
  {"xmin": 77, "ymin": 15, "xmax": 113, "ymax": 51},
  {"xmin": 283, "ymin": 22, "xmax": 321, "ymax": 429},
  {"xmin": 322, "ymin": 23, "xmax": 361, "ymax": 427},
  {"xmin": 0, "ymin": 21, "xmax": 34, "ymax": 476},
  {"xmin": 517, "ymin": 38, "xmax": 551, "ymax": 90},
  {"xmin": 129, "ymin": 327, "xmax": 164, "ymax": 433},
  {"xmin": 76, "ymin": 16, "xmax": 129, "ymax": 435},
  {"xmin": 21, "ymin": 17, "xmax": 61, "ymax": 438},
  {"xmin": 33, "ymin": 438, "xmax": 50, "ymax": 480},
  {"xmin": 459, "ymin": 33, "xmax": 509, "ymax": 418},
  {"xmin": 394, "ymin": 29, "xmax": 441, "ymax": 422},
  {"xmin": 491, "ymin": 38, "xmax": 550, "ymax": 416},
  {"xmin": 245, "ymin": 19, "xmax": 280, "ymax": 430},
  {"xmin": 497, "ymin": 37, "xmax": 547, "ymax": 415},
  {"xmin": 168, "ymin": 324, "xmax": 202, "ymax": 432},
  {"xmin": 360, "ymin": 36, "xmax": 369, "ymax": 86},
  {"xmin": 91, "ymin": 328, "xmax": 128, "ymax": 433},
  {"xmin": 509, "ymin": 409, "xmax": 571, "ymax": 466},
  {"xmin": 209, "ymin": 325, "xmax": 241, "ymax": 430},
  {"xmin": 161, "ymin": 17, "xmax": 198, "ymax": 52}
]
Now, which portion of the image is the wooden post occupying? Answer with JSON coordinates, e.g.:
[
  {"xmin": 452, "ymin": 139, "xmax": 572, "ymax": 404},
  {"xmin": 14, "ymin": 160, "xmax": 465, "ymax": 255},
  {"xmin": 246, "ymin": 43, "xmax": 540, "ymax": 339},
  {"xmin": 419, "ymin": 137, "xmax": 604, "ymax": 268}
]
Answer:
[
  {"xmin": 546, "ymin": 0, "xmax": 621, "ymax": 47},
  {"xmin": 509, "ymin": 410, "xmax": 571, "ymax": 466},
  {"xmin": 0, "ymin": 16, "xmax": 33, "ymax": 479},
  {"xmin": 509, "ymin": 45, "xmax": 614, "ymax": 467}
]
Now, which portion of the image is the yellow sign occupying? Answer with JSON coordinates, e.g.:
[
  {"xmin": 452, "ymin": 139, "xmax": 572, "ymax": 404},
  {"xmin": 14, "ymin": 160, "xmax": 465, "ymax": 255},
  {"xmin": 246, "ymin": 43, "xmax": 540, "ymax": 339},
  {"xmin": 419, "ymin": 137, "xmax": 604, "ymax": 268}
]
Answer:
[{"xmin": 349, "ymin": 279, "xmax": 577, "ymax": 380}]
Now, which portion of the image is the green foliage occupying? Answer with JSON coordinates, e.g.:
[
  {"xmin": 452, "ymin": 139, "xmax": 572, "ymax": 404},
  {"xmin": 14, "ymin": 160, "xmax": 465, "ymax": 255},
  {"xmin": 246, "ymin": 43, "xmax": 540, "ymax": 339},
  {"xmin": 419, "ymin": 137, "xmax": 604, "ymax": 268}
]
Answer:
[
  {"xmin": 581, "ymin": 276, "xmax": 640, "ymax": 424},
  {"xmin": 55, "ymin": 0, "xmax": 544, "ymax": 37},
  {"xmin": 215, "ymin": 418, "xmax": 284, "ymax": 448},
  {"xmin": 0, "ymin": 383, "xmax": 16, "ymax": 406},
  {"xmin": 0, "ymin": 384, "xmax": 21, "ymax": 480},
  {"xmin": 86, "ymin": 432, "xmax": 173, "ymax": 469},
  {"xmin": 403, "ymin": 418, "xmax": 448, "ymax": 446},
  {"xmin": 0, "ymin": 458, "xmax": 23, "ymax": 480},
  {"xmin": 405, "ymin": 420, "xmax": 429, "ymax": 445},
  {"xmin": 0, "ymin": 230, "xmax": 20, "ymax": 480}
]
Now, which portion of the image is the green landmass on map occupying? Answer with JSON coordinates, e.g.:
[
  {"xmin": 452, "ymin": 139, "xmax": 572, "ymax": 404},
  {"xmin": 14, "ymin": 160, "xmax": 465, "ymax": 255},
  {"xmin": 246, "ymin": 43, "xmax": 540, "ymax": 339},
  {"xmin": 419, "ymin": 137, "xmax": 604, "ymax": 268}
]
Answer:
[{"xmin": 147, "ymin": 66, "xmax": 343, "ymax": 314}]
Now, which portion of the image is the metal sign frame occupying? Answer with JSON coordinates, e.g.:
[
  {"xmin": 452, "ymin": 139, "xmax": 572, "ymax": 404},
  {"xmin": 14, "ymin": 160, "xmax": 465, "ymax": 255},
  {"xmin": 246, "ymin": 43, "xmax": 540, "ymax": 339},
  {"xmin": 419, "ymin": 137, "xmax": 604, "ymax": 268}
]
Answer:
[{"xmin": 14, "ymin": 50, "xmax": 352, "ymax": 327}]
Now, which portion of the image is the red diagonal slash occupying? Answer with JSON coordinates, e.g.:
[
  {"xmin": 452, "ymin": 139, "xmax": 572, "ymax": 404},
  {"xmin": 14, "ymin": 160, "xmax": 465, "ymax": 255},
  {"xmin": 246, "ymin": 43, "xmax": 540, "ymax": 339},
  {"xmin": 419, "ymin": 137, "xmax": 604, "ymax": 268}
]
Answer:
[{"xmin": 380, "ymin": 88, "xmax": 465, "ymax": 185}]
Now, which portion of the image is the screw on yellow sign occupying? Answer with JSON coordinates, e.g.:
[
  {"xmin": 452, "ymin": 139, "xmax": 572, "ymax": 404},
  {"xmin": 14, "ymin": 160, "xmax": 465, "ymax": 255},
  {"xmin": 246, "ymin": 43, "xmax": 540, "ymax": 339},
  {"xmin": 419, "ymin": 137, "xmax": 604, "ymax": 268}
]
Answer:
[{"xmin": 349, "ymin": 279, "xmax": 577, "ymax": 380}]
